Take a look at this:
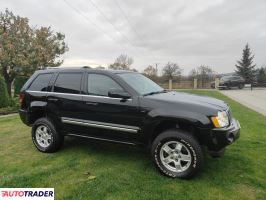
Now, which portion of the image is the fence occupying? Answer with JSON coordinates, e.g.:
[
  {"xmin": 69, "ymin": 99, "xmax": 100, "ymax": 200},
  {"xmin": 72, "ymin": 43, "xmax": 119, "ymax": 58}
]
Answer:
[{"xmin": 159, "ymin": 79, "xmax": 214, "ymax": 89}]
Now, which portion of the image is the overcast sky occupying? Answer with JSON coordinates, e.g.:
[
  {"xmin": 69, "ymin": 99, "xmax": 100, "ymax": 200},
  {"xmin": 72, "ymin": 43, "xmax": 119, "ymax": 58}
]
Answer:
[{"xmin": 1, "ymin": 0, "xmax": 266, "ymax": 74}]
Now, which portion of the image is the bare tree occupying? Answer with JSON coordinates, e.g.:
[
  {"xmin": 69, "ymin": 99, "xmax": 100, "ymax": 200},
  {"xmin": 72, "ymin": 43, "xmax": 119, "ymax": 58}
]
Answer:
[
  {"xmin": 109, "ymin": 54, "xmax": 133, "ymax": 70},
  {"xmin": 143, "ymin": 65, "xmax": 157, "ymax": 78},
  {"xmin": 190, "ymin": 65, "xmax": 215, "ymax": 87},
  {"xmin": 162, "ymin": 62, "xmax": 182, "ymax": 80}
]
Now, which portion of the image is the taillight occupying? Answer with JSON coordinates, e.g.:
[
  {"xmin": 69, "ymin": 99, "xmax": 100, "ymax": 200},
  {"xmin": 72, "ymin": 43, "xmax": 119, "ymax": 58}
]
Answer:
[{"xmin": 19, "ymin": 93, "xmax": 25, "ymax": 106}]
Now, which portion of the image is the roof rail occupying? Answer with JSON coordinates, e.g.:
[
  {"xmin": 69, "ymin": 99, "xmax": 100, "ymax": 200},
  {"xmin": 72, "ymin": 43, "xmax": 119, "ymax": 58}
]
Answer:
[{"xmin": 43, "ymin": 66, "xmax": 92, "ymax": 70}]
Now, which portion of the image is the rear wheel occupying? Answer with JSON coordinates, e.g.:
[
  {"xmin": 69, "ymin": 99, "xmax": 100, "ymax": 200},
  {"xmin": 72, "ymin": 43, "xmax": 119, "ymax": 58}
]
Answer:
[
  {"xmin": 151, "ymin": 129, "xmax": 204, "ymax": 179},
  {"xmin": 32, "ymin": 118, "xmax": 64, "ymax": 153},
  {"xmin": 238, "ymin": 84, "xmax": 244, "ymax": 89}
]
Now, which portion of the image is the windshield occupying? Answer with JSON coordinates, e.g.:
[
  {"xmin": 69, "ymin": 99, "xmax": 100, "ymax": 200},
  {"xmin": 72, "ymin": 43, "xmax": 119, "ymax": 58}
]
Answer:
[
  {"xmin": 220, "ymin": 76, "xmax": 231, "ymax": 81},
  {"xmin": 118, "ymin": 73, "xmax": 163, "ymax": 95}
]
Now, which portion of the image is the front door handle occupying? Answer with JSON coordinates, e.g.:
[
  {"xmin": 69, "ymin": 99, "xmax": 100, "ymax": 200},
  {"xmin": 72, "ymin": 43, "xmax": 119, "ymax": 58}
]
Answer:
[{"xmin": 85, "ymin": 102, "xmax": 98, "ymax": 106}]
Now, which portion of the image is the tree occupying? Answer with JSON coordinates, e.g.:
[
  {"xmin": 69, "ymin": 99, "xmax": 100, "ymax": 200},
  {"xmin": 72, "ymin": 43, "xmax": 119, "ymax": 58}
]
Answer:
[
  {"xmin": 0, "ymin": 76, "xmax": 9, "ymax": 108},
  {"xmin": 190, "ymin": 66, "xmax": 214, "ymax": 88},
  {"xmin": 109, "ymin": 54, "xmax": 133, "ymax": 70},
  {"xmin": 235, "ymin": 43, "xmax": 256, "ymax": 83},
  {"xmin": 30, "ymin": 27, "xmax": 68, "ymax": 70},
  {"xmin": 143, "ymin": 65, "xmax": 157, "ymax": 78},
  {"xmin": 257, "ymin": 66, "xmax": 266, "ymax": 85},
  {"xmin": 0, "ymin": 9, "xmax": 68, "ymax": 96},
  {"xmin": 162, "ymin": 62, "xmax": 182, "ymax": 80}
]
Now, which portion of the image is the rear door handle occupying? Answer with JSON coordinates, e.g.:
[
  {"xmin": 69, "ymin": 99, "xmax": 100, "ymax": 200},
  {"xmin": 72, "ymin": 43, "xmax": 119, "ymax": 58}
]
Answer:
[
  {"xmin": 85, "ymin": 102, "xmax": 98, "ymax": 106},
  {"xmin": 48, "ymin": 98, "xmax": 59, "ymax": 102}
]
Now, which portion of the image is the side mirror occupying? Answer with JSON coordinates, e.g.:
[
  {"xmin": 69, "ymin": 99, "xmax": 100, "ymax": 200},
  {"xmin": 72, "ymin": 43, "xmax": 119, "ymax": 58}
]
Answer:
[{"xmin": 108, "ymin": 89, "xmax": 131, "ymax": 99}]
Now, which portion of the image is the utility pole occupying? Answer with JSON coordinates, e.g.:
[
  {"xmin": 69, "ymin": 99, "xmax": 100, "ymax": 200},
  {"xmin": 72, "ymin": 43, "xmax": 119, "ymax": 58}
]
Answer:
[{"xmin": 155, "ymin": 63, "xmax": 160, "ymax": 76}]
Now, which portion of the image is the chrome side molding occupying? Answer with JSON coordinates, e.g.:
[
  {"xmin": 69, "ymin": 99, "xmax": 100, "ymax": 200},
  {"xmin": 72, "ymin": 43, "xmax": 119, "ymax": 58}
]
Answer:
[{"xmin": 61, "ymin": 117, "xmax": 140, "ymax": 133}]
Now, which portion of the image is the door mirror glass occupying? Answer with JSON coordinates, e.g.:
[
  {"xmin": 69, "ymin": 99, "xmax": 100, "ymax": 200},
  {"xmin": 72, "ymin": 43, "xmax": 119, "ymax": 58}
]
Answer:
[{"xmin": 108, "ymin": 89, "xmax": 131, "ymax": 99}]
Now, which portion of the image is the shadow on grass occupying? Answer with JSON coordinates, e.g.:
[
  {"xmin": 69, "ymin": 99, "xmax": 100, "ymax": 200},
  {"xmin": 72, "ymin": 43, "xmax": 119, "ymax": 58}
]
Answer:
[{"xmin": 60, "ymin": 136, "xmax": 253, "ymax": 184}]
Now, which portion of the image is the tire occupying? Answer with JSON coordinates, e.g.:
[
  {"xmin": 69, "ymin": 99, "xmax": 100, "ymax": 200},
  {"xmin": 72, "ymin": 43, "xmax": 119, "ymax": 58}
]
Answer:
[
  {"xmin": 32, "ymin": 117, "xmax": 64, "ymax": 153},
  {"xmin": 238, "ymin": 84, "xmax": 244, "ymax": 89},
  {"xmin": 151, "ymin": 129, "xmax": 204, "ymax": 179}
]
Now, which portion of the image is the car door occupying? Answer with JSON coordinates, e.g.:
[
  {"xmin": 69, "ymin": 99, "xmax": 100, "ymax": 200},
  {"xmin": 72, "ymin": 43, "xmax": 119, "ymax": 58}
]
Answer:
[
  {"xmin": 46, "ymin": 72, "xmax": 85, "ymax": 133},
  {"xmin": 78, "ymin": 73, "xmax": 142, "ymax": 143}
]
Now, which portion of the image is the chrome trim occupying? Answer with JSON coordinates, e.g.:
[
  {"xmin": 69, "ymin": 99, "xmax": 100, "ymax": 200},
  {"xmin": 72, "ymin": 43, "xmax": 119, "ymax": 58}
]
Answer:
[
  {"xmin": 26, "ymin": 90, "xmax": 132, "ymax": 100},
  {"xmin": 67, "ymin": 133, "xmax": 137, "ymax": 145},
  {"xmin": 61, "ymin": 117, "xmax": 140, "ymax": 133}
]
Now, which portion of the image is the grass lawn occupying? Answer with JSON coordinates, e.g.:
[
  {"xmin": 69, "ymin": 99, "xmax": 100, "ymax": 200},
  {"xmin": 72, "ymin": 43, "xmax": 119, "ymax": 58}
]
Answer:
[{"xmin": 0, "ymin": 90, "xmax": 266, "ymax": 200}]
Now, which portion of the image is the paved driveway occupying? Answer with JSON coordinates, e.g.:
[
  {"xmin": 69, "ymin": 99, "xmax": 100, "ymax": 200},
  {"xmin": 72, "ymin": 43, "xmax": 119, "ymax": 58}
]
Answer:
[{"xmin": 220, "ymin": 88, "xmax": 266, "ymax": 116}]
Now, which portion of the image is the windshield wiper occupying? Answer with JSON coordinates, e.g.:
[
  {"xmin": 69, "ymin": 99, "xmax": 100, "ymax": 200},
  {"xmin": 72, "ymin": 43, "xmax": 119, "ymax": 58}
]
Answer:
[{"xmin": 143, "ymin": 90, "xmax": 168, "ymax": 96}]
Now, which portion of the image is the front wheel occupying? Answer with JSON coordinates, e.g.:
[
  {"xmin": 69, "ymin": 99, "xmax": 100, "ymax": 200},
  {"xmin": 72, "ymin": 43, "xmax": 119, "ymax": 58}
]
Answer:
[{"xmin": 151, "ymin": 129, "xmax": 204, "ymax": 179}]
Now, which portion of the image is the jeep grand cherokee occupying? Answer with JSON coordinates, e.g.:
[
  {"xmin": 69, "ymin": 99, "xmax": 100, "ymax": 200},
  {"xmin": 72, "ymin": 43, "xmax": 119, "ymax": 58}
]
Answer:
[{"xmin": 19, "ymin": 67, "xmax": 240, "ymax": 179}]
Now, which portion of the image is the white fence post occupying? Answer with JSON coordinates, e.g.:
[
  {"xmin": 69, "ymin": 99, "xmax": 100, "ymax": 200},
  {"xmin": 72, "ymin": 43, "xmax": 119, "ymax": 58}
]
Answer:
[
  {"xmin": 169, "ymin": 79, "xmax": 172, "ymax": 90},
  {"xmin": 194, "ymin": 79, "xmax": 197, "ymax": 89},
  {"xmin": 215, "ymin": 78, "xmax": 219, "ymax": 89}
]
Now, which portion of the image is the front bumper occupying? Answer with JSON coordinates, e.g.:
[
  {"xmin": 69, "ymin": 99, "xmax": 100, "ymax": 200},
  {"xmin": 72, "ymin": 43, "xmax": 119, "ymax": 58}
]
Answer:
[{"xmin": 209, "ymin": 118, "xmax": 240, "ymax": 150}]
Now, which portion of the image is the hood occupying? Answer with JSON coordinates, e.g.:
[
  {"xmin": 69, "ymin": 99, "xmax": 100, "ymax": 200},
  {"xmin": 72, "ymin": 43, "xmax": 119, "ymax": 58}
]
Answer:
[{"xmin": 144, "ymin": 91, "xmax": 228, "ymax": 111}]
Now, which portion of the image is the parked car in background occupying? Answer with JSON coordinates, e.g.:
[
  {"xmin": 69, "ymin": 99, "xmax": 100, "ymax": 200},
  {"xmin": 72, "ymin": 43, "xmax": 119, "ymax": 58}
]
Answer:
[
  {"xmin": 19, "ymin": 67, "xmax": 240, "ymax": 179},
  {"xmin": 218, "ymin": 75, "xmax": 245, "ymax": 89}
]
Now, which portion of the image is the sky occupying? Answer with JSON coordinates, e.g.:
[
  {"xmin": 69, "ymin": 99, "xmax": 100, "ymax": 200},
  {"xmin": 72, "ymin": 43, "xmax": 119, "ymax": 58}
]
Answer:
[{"xmin": 1, "ymin": 0, "xmax": 266, "ymax": 74}]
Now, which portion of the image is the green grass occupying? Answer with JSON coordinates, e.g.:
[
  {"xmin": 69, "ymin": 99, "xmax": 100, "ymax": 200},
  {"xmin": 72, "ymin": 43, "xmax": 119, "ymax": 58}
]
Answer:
[{"xmin": 0, "ymin": 90, "xmax": 266, "ymax": 200}]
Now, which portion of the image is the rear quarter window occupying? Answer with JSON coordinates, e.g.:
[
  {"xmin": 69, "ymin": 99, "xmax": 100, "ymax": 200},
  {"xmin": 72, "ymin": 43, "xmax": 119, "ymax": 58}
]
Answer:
[{"xmin": 28, "ymin": 73, "xmax": 53, "ymax": 91}]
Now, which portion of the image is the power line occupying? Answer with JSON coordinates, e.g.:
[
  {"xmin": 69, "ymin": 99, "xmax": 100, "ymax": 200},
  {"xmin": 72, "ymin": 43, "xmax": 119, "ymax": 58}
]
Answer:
[
  {"xmin": 62, "ymin": 0, "xmax": 120, "ymax": 44},
  {"xmin": 88, "ymin": 0, "xmax": 135, "ymax": 47},
  {"xmin": 63, "ymin": 0, "xmax": 139, "ymax": 62},
  {"xmin": 112, "ymin": 0, "xmax": 144, "ymax": 43}
]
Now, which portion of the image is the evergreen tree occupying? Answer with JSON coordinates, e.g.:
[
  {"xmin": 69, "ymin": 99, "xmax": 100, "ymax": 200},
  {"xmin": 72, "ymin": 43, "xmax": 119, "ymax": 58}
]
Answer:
[
  {"xmin": 257, "ymin": 67, "xmax": 266, "ymax": 85},
  {"xmin": 235, "ymin": 43, "xmax": 256, "ymax": 83}
]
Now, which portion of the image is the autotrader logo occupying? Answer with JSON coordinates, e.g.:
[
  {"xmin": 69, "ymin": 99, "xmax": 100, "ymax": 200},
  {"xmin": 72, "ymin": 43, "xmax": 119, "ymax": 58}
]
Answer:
[{"xmin": 0, "ymin": 188, "xmax": 54, "ymax": 200}]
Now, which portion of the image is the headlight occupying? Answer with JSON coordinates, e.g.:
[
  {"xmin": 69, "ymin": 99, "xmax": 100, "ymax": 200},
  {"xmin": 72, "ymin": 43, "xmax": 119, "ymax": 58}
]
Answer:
[{"xmin": 211, "ymin": 111, "xmax": 229, "ymax": 128}]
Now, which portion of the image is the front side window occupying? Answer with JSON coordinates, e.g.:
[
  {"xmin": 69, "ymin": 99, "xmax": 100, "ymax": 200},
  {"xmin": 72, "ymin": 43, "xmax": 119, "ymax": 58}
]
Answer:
[
  {"xmin": 28, "ymin": 73, "xmax": 53, "ymax": 91},
  {"xmin": 54, "ymin": 73, "xmax": 82, "ymax": 94},
  {"xmin": 88, "ymin": 74, "xmax": 124, "ymax": 96}
]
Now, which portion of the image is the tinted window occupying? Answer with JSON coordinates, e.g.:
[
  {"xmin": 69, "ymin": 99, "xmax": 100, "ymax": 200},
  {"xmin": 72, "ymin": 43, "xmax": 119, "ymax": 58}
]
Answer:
[
  {"xmin": 28, "ymin": 73, "xmax": 52, "ymax": 91},
  {"xmin": 54, "ymin": 73, "xmax": 82, "ymax": 94},
  {"xmin": 88, "ymin": 74, "xmax": 124, "ymax": 96}
]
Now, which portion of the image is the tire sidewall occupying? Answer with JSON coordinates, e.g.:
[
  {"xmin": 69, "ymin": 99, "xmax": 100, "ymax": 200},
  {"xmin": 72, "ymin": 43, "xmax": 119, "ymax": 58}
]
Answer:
[
  {"xmin": 152, "ymin": 133, "xmax": 202, "ymax": 178},
  {"xmin": 32, "ymin": 120, "xmax": 55, "ymax": 152}
]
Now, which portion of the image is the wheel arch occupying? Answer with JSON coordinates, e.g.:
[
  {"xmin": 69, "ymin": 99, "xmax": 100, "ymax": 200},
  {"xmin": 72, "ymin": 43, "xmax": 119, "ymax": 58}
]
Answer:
[{"xmin": 148, "ymin": 118, "xmax": 201, "ymax": 146}]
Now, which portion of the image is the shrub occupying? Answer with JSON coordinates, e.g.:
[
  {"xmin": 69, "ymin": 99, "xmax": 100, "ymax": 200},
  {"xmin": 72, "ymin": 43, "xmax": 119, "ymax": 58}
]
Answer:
[
  {"xmin": 0, "ymin": 76, "xmax": 10, "ymax": 108},
  {"xmin": 14, "ymin": 76, "xmax": 28, "ymax": 96}
]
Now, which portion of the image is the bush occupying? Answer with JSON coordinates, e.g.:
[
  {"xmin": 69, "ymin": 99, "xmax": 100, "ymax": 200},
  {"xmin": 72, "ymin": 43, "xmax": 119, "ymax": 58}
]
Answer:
[
  {"xmin": 0, "ymin": 76, "xmax": 10, "ymax": 108},
  {"xmin": 14, "ymin": 76, "xmax": 28, "ymax": 96}
]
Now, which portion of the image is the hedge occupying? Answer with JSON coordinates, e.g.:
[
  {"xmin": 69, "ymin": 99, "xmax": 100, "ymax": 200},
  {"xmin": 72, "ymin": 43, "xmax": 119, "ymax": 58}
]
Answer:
[
  {"xmin": 14, "ymin": 76, "xmax": 29, "ymax": 96},
  {"xmin": 0, "ymin": 76, "xmax": 10, "ymax": 108}
]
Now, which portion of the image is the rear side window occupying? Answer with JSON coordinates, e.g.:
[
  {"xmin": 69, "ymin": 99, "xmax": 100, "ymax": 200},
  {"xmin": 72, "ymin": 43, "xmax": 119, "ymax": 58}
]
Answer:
[
  {"xmin": 54, "ymin": 73, "xmax": 82, "ymax": 94},
  {"xmin": 88, "ymin": 74, "xmax": 124, "ymax": 96},
  {"xmin": 28, "ymin": 73, "xmax": 53, "ymax": 91}
]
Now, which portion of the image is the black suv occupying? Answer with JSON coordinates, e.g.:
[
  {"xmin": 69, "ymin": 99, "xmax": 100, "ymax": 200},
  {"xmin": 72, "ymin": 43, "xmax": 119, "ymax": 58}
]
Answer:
[
  {"xmin": 218, "ymin": 75, "xmax": 245, "ymax": 89},
  {"xmin": 19, "ymin": 67, "xmax": 240, "ymax": 179}
]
